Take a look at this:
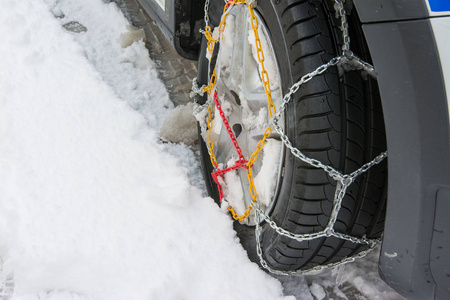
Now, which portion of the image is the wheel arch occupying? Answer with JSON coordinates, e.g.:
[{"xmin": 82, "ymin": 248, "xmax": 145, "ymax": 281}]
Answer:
[
  {"xmin": 135, "ymin": 0, "xmax": 205, "ymax": 60},
  {"xmin": 360, "ymin": 12, "xmax": 450, "ymax": 300}
]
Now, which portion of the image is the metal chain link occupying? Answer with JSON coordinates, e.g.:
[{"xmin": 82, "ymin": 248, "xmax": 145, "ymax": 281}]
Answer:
[
  {"xmin": 204, "ymin": 0, "xmax": 211, "ymax": 30},
  {"xmin": 254, "ymin": 205, "xmax": 380, "ymax": 275},
  {"xmin": 190, "ymin": 77, "xmax": 206, "ymax": 99},
  {"xmin": 272, "ymin": 56, "xmax": 344, "ymax": 181},
  {"xmin": 193, "ymin": 0, "xmax": 388, "ymax": 276},
  {"xmin": 255, "ymin": 0, "xmax": 387, "ymax": 275},
  {"xmin": 335, "ymin": 0, "xmax": 350, "ymax": 55}
]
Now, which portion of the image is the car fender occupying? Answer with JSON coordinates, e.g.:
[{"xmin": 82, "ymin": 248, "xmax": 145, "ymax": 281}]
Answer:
[{"xmin": 354, "ymin": 0, "xmax": 450, "ymax": 298}]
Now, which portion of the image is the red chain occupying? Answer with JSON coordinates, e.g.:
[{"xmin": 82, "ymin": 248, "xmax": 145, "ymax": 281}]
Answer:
[
  {"xmin": 210, "ymin": 90, "xmax": 248, "ymax": 202},
  {"xmin": 211, "ymin": 159, "xmax": 247, "ymax": 202},
  {"xmin": 212, "ymin": 91, "xmax": 245, "ymax": 161}
]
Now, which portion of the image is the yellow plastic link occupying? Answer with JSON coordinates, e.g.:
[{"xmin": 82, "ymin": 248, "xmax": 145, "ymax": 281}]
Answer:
[
  {"xmin": 247, "ymin": 167, "xmax": 258, "ymax": 200},
  {"xmin": 228, "ymin": 205, "xmax": 252, "ymax": 222},
  {"xmin": 247, "ymin": 126, "xmax": 273, "ymax": 168},
  {"xmin": 204, "ymin": 3, "xmax": 233, "ymax": 66},
  {"xmin": 202, "ymin": 69, "xmax": 217, "ymax": 95},
  {"xmin": 207, "ymin": 101, "xmax": 218, "ymax": 167},
  {"xmin": 227, "ymin": 125, "xmax": 273, "ymax": 222},
  {"xmin": 247, "ymin": 5, "xmax": 277, "ymax": 117},
  {"xmin": 245, "ymin": 126, "xmax": 272, "ymax": 199},
  {"xmin": 218, "ymin": 5, "xmax": 231, "ymax": 37},
  {"xmin": 204, "ymin": 26, "xmax": 216, "ymax": 55}
]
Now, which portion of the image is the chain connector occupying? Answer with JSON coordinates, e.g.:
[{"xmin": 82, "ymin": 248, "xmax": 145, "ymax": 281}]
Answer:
[
  {"xmin": 341, "ymin": 175, "xmax": 353, "ymax": 187},
  {"xmin": 246, "ymin": 0, "xmax": 257, "ymax": 8}
]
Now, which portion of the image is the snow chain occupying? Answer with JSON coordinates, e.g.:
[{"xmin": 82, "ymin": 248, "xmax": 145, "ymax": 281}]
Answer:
[{"xmin": 191, "ymin": 0, "xmax": 388, "ymax": 275}]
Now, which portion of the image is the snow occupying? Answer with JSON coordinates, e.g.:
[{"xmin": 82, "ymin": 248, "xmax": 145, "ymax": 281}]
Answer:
[
  {"xmin": 0, "ymin": 1, "xmax": 286, "ymax": 299},
  {"xmin": 254, "ymin": 139, "xmax": 282, "ymax": 207},
  {"xmin": 0, "ymin": 0, "xmax": 403, "ymax": 299},
  {"xmin": 219, "ymin": 14, "xmax": 235, "ymax": 74},
  {"xmin": 247, "ymin": 15, "xmax": 280, "ymax": 90},
  {"xmin": 159, "ymin": 102, "xmax": 198, "ymax": 145},
  {"xmin": 222, "ymin": 160, "xmax": 246, "ymax": 216},
  {"xmin": 309, "ymin": 283, "xmax": 326, "ymax": 300},
  {"xmin": 118, "ymin": 25, "xmax": 146, "ymax": 49}
]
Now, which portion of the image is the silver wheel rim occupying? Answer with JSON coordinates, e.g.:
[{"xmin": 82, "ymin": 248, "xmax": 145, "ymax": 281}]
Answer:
[{"xmin": 211, "ymin": 5, "xmax": 285, "ymax": 225}]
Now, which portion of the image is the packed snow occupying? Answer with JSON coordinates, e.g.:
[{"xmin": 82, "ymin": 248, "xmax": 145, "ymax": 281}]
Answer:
[{"xmin": 0, "ymin": 0, "xmax": 402, "ymax": 299}]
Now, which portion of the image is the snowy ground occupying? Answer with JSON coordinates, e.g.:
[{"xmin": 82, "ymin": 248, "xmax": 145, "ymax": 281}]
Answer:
[{"xmin": 0, "ymin": 0, "xmax": 403, "ymax": 299}]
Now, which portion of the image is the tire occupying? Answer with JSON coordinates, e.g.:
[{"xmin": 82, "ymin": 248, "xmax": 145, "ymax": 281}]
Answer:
[{"xmin": 197, "ymin": 0, "xmax": 387, "ymax": 271}]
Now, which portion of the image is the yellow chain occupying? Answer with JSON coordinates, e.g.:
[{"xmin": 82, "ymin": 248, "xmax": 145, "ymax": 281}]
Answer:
[
  {"xmin": 204, "ymin": 2, "xmax": 237, "ymax": 172},
  {"xmin": 247, "ymin": 5, "xmax": 277, "ymax": 118},
  {"xmin": 204, "ymin": 26, "xmax": 216, "ymax": 55},
  {"xmin": 227, "ymin": 126, "xmax": 272, "ymax": 222},
  {"xmin": 202, "ymin": 1, "xmax": 277, "ymax": 221},
  {"xmin": 207, "ymin": 100, "xmax": 217, "ymax": 167},
  {"xmin": 203, "ymin": 3, "xmax": 234, "ymax": 69},
  {"xmin": 246, "ymin": 126, "xmax": 272, "ymax": 193},
  {"xmin": 228, "ymin": 204, "xmax": 252, "ymax": 221}
]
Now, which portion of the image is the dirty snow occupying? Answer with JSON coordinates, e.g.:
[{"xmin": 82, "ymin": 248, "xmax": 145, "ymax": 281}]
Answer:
[
  {"xmin": 0, "ymin": 0, "xmax": 402, "ymax": 299},
  {"xmin": 159, "ymin": 102, "xmax": 198, "ymax": 145}
]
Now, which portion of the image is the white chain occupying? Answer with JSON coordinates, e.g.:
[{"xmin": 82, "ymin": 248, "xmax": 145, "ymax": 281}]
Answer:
[
  {"xmin": 194, "ymin": 0, "xmax": 387, "ymax": 275},
  {"xmin": 335, "ymin": 0, "xmax": 350, "ymax": 55},
  {"xmin": 256, "ymin": 0, "xmax": 386, "ymax": 275},
  {"xmin": 199, "ymin": 0, "xmax": 211, "ymax": 34},
  {"xmin": 190, "ymin": 77, "xmax": 206, "ymax": 99}
]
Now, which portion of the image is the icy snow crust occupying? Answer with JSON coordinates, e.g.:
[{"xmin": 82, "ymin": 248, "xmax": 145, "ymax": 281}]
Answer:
[{"xmin": 0, "ymin": 0, "xmax": 401, "ymax": 299}]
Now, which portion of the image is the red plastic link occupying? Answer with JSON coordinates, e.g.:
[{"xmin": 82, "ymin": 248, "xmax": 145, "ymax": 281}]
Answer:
[
  {"xmin": 211, "ymin": 159, "xmax": 248, "ymax": 202},
  {"xmin": 210, "ymin": 90, "xmax": 248, "ymax": 203},
  {"xmin": 225, "ymin": 1, "xmax": 233, "ymax": 9},
  {"xmin": 212, "ymin": 91, "xmax": 245, "ymax": 161}
]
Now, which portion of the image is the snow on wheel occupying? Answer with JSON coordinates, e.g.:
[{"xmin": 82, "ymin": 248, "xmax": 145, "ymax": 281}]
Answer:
[{"xmin": 196, "ymin": 0, "xmax": 388, "ymax": 272}]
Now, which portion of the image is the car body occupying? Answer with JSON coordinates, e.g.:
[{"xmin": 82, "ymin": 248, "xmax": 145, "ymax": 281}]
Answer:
[
  {"xmin": 132, "ymin": 0, "xmax": 204, "ymax": 59},
  {"xmin": 354, "ymin": 1, "xmax": 450, "ymax": 299},
  {"xmin": 132, "ymin": 0, "xmax": 450, "ymax": 298}
]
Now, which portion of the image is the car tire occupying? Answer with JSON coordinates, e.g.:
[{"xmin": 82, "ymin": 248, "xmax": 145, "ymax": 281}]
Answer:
[{"xmin": 197, "ymin": 0, "xmax": 387, "ymax": 271}]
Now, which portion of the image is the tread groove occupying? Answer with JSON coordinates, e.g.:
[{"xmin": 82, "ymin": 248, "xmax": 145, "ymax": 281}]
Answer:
[
  {"xmin": 293, "ymin": 49, "xmax": 326, "ymax": 65},
  {"xmin": 286, "ymin": 15, "xmax": 317, "ymax": 34},
  {"xmin": 290, "ymin": 32, "xmax": 322, "ymax": 49}
]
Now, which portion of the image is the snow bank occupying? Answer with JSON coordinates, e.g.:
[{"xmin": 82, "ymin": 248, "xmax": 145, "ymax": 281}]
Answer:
[{"xmin": 0, "ymin": 0, "xmax": 288, "ymax": 299}]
